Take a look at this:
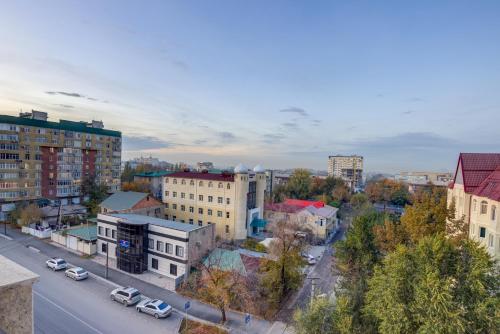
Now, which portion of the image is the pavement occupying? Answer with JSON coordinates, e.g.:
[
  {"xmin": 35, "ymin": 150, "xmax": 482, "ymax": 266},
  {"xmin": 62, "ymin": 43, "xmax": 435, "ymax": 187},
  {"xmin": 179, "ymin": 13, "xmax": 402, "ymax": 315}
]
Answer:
[{"xmin": 0, "ymin": 226, "xmax": 281, "ymax": 334}]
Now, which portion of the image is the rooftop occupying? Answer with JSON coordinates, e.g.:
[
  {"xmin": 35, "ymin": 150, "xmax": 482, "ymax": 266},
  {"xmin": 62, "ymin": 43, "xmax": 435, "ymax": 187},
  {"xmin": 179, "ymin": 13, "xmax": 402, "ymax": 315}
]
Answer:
[
  {"xmin": 66, "ymin": 225, "xmax": 97, "ymax": 241},
  {"xmin": 134, "ymin": 171, "xmax": 175, "ymax": 178},
  {"xmin": 166, "ymin": 170, "xmax": 235, "ymax": 182},
  {"xmin": 0, "ymin": 255, "xmax": 39, "ymax": 288},
  {"xmin": 100, "ymin": 191, "xmax": 149, "ymax": 211},
  {"xmin": 0, "ymin": 114, "xmax": 121, "ymax": 137},
  {"xmin": 106, "ymin": 213, "xmax": 203, "ymax": 232},
  {"xmin": 284, "ymin": 199, "xmax": 324, "ymax": 208},
  {"xmin": 453, "ymin": 153, "xmax": 500, "ymax": 193},
  {"xmin": 473, "ymin": 167, "xmax": 500, "ymax": 202}
]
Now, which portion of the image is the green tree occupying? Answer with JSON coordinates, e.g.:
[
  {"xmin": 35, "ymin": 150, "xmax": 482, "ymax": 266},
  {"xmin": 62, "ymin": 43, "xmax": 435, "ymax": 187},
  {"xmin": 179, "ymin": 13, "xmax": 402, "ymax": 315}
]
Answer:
[
  {"xmin": 294, "ymin": 295, "xmax": 353, "ymax": 334},
  {"xmin": 286, "ymin": 169, "xmax": 312, "ymax": 199},
  {"xmin": 120, "ymin": 161, "xmax": 135, "ymax": 182},
  {"xmin": 82, "ymin": 174, "xmax": 109, "ymax": 215},
  {"xmin": 364, "ymin": 235, "xmax": 499, "ymax": 334}
]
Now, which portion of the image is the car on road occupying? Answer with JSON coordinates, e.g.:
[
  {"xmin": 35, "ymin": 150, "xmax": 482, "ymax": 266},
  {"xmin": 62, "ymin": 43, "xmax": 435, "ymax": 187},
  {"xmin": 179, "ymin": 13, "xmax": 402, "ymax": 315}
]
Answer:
[
  {"xmin": 136, "ymin": 298, "xmax": 173, "ymax": 319},
  {"xmin": 301, "ymin": 253, "xmax": 317, "ymax": 265},
  {"xmin": 46, "ymin": 258, "xmax": 68, "ymax": 271},
  {"xmin": 65, "ymin": 267, "xmax": 89, "ymax": 280},
  {"xmin": 110, "ymin": 287, "xmax": 142, "ymax": 306}
]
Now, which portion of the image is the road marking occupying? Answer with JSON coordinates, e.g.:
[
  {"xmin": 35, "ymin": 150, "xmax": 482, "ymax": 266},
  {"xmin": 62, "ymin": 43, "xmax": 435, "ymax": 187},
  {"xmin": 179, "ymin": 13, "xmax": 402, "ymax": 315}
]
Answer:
[
  {"xmin": 28, "ymin": 246, "xmax": 40, "ymax": 252},
  {"xmin": 33, "ymin": 290, "xmax": 104, "ymax": 334}
]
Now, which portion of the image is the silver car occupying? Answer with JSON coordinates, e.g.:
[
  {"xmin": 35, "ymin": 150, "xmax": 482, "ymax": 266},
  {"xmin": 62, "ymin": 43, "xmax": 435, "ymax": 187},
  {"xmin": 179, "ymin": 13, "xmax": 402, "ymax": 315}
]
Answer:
[
  {"xmin": 46, "ymin": 258, "xmax": 68, "ymax": 271},
  {"xmin": 65, "ymin": 267, "xmax": 89, "ymax": 280},
  {"xmin": 110, "ymin": 287, "xmax": 142, "ymax": 306},
  {"xmin": 136, "ymin": 298, "xmax": 173, "ymax": 319}
]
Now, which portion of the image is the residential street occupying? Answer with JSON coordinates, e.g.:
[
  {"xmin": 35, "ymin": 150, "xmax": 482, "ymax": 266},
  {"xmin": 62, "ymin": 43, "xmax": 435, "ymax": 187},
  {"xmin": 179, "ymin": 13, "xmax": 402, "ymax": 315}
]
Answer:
[{"xmin": 0, "ymin": 226, "xmax": 275, "ymax": 334}]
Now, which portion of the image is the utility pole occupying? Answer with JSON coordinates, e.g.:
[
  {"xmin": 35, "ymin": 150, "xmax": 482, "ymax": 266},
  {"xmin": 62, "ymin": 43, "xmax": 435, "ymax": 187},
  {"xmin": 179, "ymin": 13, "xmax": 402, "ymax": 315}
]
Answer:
[{"xmin": 105, "ymin": 242, "xmax": 109, "ymax": 279}]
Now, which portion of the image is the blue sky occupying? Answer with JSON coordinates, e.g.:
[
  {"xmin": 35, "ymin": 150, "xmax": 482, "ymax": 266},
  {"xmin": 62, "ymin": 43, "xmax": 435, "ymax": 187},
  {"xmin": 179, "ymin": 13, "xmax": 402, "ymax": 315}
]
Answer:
[{"xmin": 1, "ymin": 1, "xmax": 499, "ymax": 172}]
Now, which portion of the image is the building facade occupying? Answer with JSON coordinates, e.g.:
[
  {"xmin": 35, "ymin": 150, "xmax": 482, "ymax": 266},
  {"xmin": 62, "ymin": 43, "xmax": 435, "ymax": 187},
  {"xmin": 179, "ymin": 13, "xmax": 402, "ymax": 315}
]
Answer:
[
  {"xmin": 327, "ymin": 155, "xmax": 363, "ymax": 189},
  {"xmin": 96, "ymin": 213, "xmax": 215, "ymax": 288},
  {"xmin": 162, "ymin": 164, "xmax": 266, "ymax": 240},
  {"xmin": 133, "ymin": 171, "xmax": 173, "ymax": 199},
  {"xmin": 196, "ymin": 162, "xmax": 214, "ymax": 171},
  {"xmin": 0, "ymin": 111, "xmax": 121, "ymax": 205},
  {"xmin": 100, "ymin": 191, "xmax": 164, "ymax": 217}
]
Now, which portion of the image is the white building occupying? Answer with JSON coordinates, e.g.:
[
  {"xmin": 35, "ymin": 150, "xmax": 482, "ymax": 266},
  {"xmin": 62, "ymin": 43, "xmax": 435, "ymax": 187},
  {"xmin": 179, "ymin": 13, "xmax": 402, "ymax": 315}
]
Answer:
[
  {"xmin": 96, "ymin": 213, "xmax": 215, "ymax": 289},
  {"xmin": 327, "ymin": 155, "xmax": 363, "ymax": 189}
]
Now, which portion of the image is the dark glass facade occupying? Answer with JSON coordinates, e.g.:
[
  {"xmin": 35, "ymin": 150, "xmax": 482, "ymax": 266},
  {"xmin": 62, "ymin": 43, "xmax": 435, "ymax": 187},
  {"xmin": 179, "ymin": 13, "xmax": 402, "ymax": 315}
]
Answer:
[{"xmin": 116, "ymin": 222, "xmax": 148, "ymax": 274}]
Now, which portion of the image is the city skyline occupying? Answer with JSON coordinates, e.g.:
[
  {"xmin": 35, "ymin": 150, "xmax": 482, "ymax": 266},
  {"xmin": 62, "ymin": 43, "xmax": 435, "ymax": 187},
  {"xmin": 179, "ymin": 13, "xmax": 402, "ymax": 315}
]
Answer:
[{"xmin": 1, "ymin": 1, "xmax": 499, "ymax": 173}]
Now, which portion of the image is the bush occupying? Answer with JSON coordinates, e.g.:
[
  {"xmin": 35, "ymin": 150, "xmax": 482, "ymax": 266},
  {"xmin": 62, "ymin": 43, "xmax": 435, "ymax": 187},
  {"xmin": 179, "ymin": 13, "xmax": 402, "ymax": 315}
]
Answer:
[{"xmin": 242, "ymin": 238, "xmax": 267, "ymax": 253}]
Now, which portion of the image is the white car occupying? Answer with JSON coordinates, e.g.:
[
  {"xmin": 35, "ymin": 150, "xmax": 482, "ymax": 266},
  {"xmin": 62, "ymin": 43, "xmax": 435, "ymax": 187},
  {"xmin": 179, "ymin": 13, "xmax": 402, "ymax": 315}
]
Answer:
[
  {"xmin": 110, "ymin": 287, "xmax": 142, "ymax": 306},
  {"xmin": 136, "ymin": 298, "xmax": 173, "ymax": 319},
  {"xmin": 301, "ymin": 253, "xmax": 317, "ymax": 265},
  {"xmin": 65, "ymin": 267, "xmax": 89, "ymax": 280},
  {"xmin": 46, "ymin": 258, "xmax": 68, "ymax": 271}
]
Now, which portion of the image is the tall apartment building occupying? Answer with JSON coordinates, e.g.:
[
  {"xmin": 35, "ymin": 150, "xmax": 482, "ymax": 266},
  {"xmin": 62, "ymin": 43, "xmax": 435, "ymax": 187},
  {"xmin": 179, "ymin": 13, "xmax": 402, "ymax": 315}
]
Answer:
[
  {"xmin": 0, "ymin": 111, "xmax": 121, "ymax": 205},
  {"xmin": 327, "ymin": 155, "xmax": 363, "ymax": 189},
  {"xmin": 162, "ymin": 164, "xmax": 266, "ymax": 240}
]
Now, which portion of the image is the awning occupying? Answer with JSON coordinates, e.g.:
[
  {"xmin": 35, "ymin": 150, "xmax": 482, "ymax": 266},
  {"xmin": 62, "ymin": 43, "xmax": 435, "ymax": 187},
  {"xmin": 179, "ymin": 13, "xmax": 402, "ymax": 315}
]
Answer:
[{"xmin": 250, "ymin": 218, "xmax": 267, "ymax": 228}]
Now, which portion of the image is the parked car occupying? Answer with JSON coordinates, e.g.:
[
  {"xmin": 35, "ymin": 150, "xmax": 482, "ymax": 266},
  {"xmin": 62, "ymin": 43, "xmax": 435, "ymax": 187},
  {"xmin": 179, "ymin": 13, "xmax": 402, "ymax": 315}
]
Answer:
[
  {"xmin": 301, "ymin": 253, "xmax": 317, "ymax": 265},
  {"xmin": 46, "ymin": 258, "xmax": 68, "ymax": 271},
  {"xmin": 136, "ymin": 298, "xmax": 173, "ymax": 319},
  {"xmin": 65, "ymin": 267, "xmax": 89, "ymax": 281},
  {"xmin": 110, "ymin": 287, "xmax": 142, "ymax": 306}
]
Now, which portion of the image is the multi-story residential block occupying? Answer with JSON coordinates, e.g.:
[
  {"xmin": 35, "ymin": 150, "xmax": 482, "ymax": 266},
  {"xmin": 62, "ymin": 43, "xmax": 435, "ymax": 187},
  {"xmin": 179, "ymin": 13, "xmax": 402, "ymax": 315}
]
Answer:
[
  {"xmin": 162, "ymin": 164, "xmax": 266, "ymax": 240},
  {"xmin": 264, "ymin": 170, "xmax": 291, "ymax": 198},
  {"xmin": 196, "ymin": 162, "xmax": 214, "ymax": 171},
  {"xmin": 447, "ymin": 153, "xmax": 500, "ymax": 261},
  {"xmin": 96, "ymin": 213, "xmax": 215, "ymax": 289},
  {"xmin": 395, "ymin": 171, "xmax": 453, "ymax": 184},
  {"xmin": 327, "ymin": 155, "xmax": 363, "ymax": 189},
  {"xmin": 0, "ymin": 111, "xmax": 121, "ymax": 205},
  {"xmin": 100, "ymin": 191, "xmax": 164, "ymax": 217}
]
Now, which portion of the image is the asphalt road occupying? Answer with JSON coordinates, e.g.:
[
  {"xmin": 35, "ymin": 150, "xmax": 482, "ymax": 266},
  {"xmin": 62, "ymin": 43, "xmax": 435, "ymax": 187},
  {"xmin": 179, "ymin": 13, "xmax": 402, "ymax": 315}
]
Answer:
[{"xmin": 0, "ymin": 235, "xmax": 182, "ymax": 334}]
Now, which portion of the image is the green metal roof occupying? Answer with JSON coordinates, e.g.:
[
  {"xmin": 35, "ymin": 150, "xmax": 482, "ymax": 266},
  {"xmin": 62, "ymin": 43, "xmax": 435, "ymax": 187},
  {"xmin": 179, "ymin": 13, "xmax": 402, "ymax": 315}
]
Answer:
[
  {"xmin": 134, "ymin": 171, "xmax": 175, "ymax": 178},
  {"xmin": 99, "ymin": 191, "xmax": 148, "ymax": 211},
  {"xmin": 203, "ymin": 248, "xmax": 246, "ymax": 275},
  {"xmin": 66, "ymin": 225, "xmax": 97, "ymax": 241},
  {"xmin": 250, "ymin": 218, "xmax": 268, "ymax": 228},
  {"xmin": 0, "ymin": 114, "xmax": 121, "ymax": 137}
]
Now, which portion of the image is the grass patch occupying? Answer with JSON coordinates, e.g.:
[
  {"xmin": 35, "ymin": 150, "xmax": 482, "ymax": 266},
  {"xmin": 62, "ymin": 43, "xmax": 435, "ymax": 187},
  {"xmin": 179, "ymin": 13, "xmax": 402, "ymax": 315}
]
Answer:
[
  {"xmin": 179, "ymin": 318, "xmax": 227, "ymax": 334},
  {"xmin": 241, "ymin": 238, "xmax": 267, "ymax": 253}
]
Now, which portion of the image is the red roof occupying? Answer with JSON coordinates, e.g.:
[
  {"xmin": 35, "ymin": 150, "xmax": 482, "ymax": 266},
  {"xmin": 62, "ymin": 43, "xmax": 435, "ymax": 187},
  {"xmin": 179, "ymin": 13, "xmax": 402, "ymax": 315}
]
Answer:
[
  {"xmin": 473, "ymin": 167, "xmax": 500, "ymax": 202},
  {"xmin": 264, "ymin": 203, "xmax": 304, "ymax": 213},
  {"xmin": 453, "ymin": 153, "xmax": 500, "ymax": 193},
  {"xmin": 241, "ymin": 254, "xmax": 261, "ymax": 274},
  {"xmin": 166, "ymin": 171, "xmax": 235, "ymax": 182},
  {"xmin": 283, "ymin": 199, "xmax": 324, "ymax": 208}
]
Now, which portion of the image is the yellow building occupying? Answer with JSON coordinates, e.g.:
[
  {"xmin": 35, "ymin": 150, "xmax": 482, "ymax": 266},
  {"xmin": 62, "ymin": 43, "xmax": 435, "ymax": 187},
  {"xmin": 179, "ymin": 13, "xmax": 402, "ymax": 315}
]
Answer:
[
  {"xmin": 447, "ymin": 153, "xmax": 500, "ymax": 261},
  {"xmin": 162, "ymin": 164, "xmax": 266, "ymax": 240}
]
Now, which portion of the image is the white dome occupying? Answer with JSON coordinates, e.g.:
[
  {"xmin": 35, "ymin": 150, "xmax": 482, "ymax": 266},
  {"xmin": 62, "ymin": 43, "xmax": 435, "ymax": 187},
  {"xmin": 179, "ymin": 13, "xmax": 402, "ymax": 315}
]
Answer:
[
  {"xmin": 234, "ymin": 163, "xmax": 248, "ymax": 174},
  {"xmin": 253, "ymin": 164, "xmax": 265, "ymax": 173}
]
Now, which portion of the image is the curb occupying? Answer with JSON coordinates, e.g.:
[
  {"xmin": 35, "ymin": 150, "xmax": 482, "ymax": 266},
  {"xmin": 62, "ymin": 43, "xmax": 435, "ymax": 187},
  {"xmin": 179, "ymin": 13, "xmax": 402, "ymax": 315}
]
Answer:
[{"xmin": 0, "ymin": 233, "xmax": 13, "ymax": 241}]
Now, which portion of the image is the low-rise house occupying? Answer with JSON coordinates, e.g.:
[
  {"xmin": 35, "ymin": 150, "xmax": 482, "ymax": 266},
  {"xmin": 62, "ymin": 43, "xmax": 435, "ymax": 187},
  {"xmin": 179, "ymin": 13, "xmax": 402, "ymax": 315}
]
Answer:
[
  {"xmin": 203, "ymin": 248, "xmax": 263, "ymax": 277},
  {"xmin": 96, "ymin": 213, "xmax": 215, "ymax": 289},
  {"xmin": 0, "ymin": 255, "xmax": 39, "ymax": 334},
  {"xmin": 51, "ymin": 224, "xmax": 97, "ymax": 255},
  {"xmin": 100, "ymin": 191, "xmax": 164, "ymax": 217}
]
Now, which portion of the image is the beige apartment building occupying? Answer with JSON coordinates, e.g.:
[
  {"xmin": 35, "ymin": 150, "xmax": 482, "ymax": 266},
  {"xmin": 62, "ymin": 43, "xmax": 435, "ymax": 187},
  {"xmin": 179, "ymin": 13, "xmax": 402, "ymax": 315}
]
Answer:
[
  {"xmin": 327, "ymin": 155, "xmax": 363, "ymax": 189},
  {"xmin": 162, "ymin": 164, "xmax": 266, "ymax": 240},
  {"xmin": 447, "ymin": 153, "xmax": 500, "ymax": 261}
]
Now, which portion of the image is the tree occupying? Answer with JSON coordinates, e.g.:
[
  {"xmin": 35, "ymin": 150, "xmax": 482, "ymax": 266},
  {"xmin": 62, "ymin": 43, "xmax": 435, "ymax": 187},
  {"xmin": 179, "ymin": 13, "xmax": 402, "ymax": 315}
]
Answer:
[
  {"xmin": 272, "ymin": 184, "xmax": 287, "ymax": 203},
  {"xmin": 286, "ymin": 169, "xmax": 312, "ymax": 199},
  {"xmin": 364, "ymin": 234, "xmax": 499, "ymax": 334},
  {"xmin": 365, "ymin": 179, "xmax": 411, "ymax": 206},
  {"xmin": 445, "ymin": 198, "xmax": 468, "ymax": 244},
  {"xmin": 17, "ymin": 203, "xmax": 42, "ymax": 227},
  {"xmin": 121, "ymin": 161, "xmax": 135, "ymax": 182},
  {"xmin": 81, "ymin": 174, "xmax": 109, "ymax": 215},
  {"xmin": 121, "ymin": 180, "xmax": 151, "ymax": 193},
  {"xmin": 260, "ymin": 218, "xmax": 306, "ymax": 307},
  {"xmin": 199, "ymin": 251, "xmax": 251, "ymax": 323}
]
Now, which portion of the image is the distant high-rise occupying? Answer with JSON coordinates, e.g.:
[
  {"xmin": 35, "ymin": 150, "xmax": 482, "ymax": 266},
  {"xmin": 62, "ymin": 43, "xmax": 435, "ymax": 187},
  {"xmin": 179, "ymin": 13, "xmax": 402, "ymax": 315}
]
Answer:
[{"xmin": 328, "ymin": 155, "xmax": 363, "ymax": 189}]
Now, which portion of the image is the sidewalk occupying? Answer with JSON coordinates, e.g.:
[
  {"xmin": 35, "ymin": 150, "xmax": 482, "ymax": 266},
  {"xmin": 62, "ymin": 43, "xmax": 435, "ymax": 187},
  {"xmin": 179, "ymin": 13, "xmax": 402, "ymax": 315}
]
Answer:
[{"xmin": 4, "ymin": 226, "xmax": 279, "ymax": 334}]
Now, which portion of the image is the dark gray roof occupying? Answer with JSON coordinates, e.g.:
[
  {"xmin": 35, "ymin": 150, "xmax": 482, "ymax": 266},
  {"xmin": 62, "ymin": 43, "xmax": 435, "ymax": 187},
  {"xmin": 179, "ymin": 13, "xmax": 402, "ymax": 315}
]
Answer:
[
  {"xmin": 108, "ymin": 213, "xmax": 203, "ymax": 232},
  {"xmin": 100, "ymin": 191, "xmax": 148, "ymax": 211}
]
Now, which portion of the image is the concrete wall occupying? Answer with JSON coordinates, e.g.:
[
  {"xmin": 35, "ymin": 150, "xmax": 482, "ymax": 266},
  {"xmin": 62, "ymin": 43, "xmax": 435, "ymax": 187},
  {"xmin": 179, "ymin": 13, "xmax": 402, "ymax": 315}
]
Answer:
[
  {"xmin": 0, "ymin": 282, "xmax": 34, "ymax": 334},
  {"xmin": 51, "ymin": 232, "xmax": 97, "ymax": 255}
]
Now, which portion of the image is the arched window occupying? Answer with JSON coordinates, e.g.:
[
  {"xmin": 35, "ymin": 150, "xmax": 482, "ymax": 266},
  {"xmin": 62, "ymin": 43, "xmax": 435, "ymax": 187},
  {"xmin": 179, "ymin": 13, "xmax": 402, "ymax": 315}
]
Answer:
[
  {"xmin": 165, "ymin": 178, "xmax": 169, "ymax": 184},
  {"xmin": 491, "ymin": 206, "xmax": 497, "ymax": 221},
  {"xmin": 190, "ymin": 180, "xmax": 194, "ymax": 186},
  {"xmin": 199, "ymin": 181, "xmax": 203, "ymax": 187},
  {"xmin": 218, "ymin": 182, "xmax": 223, "ymax": 189},
  {"xmin": 181, "ymin": 179, "xmax": 186, "ymax": 185},
  {"xmin": 208, "ymin": 181, "xmax": 213, "ymax": 188},
  {"xmin": 480, "ymin": 201, "xmax": 488, "ymax": 215},
  {"xmin": 173, "ymin": 179, "xmax": 177, "ymax": 185},
  {"xmin": 227, "ymin": 183, "xmax": 231, "ymax": 190}
]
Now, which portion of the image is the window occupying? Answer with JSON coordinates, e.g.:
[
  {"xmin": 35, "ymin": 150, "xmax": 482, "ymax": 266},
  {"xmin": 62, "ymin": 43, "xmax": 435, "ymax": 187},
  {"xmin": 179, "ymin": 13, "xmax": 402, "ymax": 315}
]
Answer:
[
  {"xmin": 218, "ymin": 197, "xmax": 223, "ymax": 204},
  {"xmin": 157, "ymin": 241, "xmax": 164, "ymax": 252},
  {"xmin": 479, "ymin": 227, "xmax": 486, "ymax": 238},
  {"xmin": 198, "ymin": 220, "xmax": 202, "ymax": 226},
  {"xmin": 217, "ymin": 211, "xmax": 223, "ymax": 217},
  {"xmin": 227, "ymin": 183, "xmax": 231, "ymax": 189},
  {"xmin": 491, "ymin": 206, "xmax": 497, "ymax": 221},
  {"xmin": 148, "ymin": 238, "xmax": 154, "ymax": 249},
  {"xmin": 170, "ymin": 264, "xmax": 177, "ymax": 276},
  {"xmin": 181, "ymin": 192, "xmax": 185, "ymax": 199},
  {"xmin": 98, "ymin": 226, "xmax": 103, "ymax": 235},
  {"xmin": 173, "ymin": 216, "xmax": 176, "ymax": 221},
  {"xmin": 181, "ymin": 205, "xmax": 185, "ymax": 211},
  {"xmin": 173, "ymin": 179, "xmax": 177, "ymax": 184},
  {"xmin": 226, "ymin": 212, "xmax": 230, "ymax": 218},
  {"xmin": 166, "ymin": 243, "xmax": 173, "ymax": 254},
  {"xmin": 176, "ymin": 246, "xmax": 184, "ymax": 257},
  {"xmin": 105, "ymin": 228, "xmax": 110, "ymax": 237},
  {"xmin": 488, "ymin": 234, "xmax": 494, "ymax": 248},
  {"xmin": 181, "ymin": 179, "xmax": 186, "ymax": 185},
  {"xmin": 225, "ymin": 225, "xmax": 229, "ymax": 234},
  {"xmin": 208, "ymin": 196, "xmax": 213, "ymax": 202},
  {"xmin": 112, "ymin": 230, "xmax": 116, "ymax": 239},
  {"xmin": 189, "ymin": 193, "xmax": 194, "ymax": 200},
  {"xmin": 208, "ymin": 209, "xmax": 213, "ymax": 216},
  {"xmin": 189, "ymin": 206, "xmax": 194, "ymax": 213},
  {"xmin": 480, "ymin": 201, "xmax": 488, "ymax": 215},
  {"xmin": 152, "ymin": 258, "xmax": 158, "ymax": 270},
  {"xmin": 218, "ymin": 182, "xmax": 223, "ymax": 188},
  {"xmin": 199, "ymin": 195, "xmax": 203, "ymax": 201},
  {"xmin": 165, "ymin": 191, "xmax": 169, "ymax": 197},
  {"xmin": 226, "ymin": 198, "xmax": 230, "ymax": 205},
  {"xmin": 189, "ymin": 219, "xmax": 194, "ymax": 224},
  {"xmin": 173, "ymin": 204, "xmax": 177, "ymax": 210},
  {"xmin": 199, "ymin": 181, "xmax": 203, "ymax": 187},
  {"xmin": 190, "ymin": 180, "xmax": 194, "ymax": 186},
  {"xmin": 165, "ymin": 178, "xmax": 169, "ymax": 184},
  {"xmin": 198, "ymin": 208, "xmax": 203, "ymax": 214},
  {"xmin": 165, "ymin": 203, "xmax": 169, "ymax": 209},
  {"xmin": 208, "ymin": 181, "xmax": 213, "ymax": 187},
  {"xmin": 173, "ymin": 192, "xmax": 177, "ymax": 198}
]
